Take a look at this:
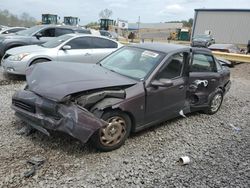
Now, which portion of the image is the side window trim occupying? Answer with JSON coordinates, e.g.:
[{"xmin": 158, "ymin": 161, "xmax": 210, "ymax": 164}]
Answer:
[
  {"xmin": 191, "ymin": 52, "xmax": 216, "ymax": 73},
  {"xmin": 155, "ymin": 52, "xmax": 185, "ymax": 80},
  {"xmin": 66, "ymin": 37, "xmax": 93, "ymax": 49},
  {"xmin": 55, "ymin": 28, "xmax": 74, "ymax": 36},
  {"xmin": 92, "ymin": 37, "xmax": 118, "ymax": 49}
]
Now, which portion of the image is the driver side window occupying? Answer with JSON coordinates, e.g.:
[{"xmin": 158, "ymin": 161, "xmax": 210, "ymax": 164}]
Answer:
[
  {"xmin": 39, "ymin": 28, "xmax": 55, "ymax": 37},
  {"xmin": 156, "ymin": 53, "xmax": 184, "ymax": 80}
]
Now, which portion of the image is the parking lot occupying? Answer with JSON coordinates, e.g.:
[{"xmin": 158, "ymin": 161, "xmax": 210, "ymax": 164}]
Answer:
[{"xmin": 0, "ymin": 63, "xmax": 249, "ymax": 187}]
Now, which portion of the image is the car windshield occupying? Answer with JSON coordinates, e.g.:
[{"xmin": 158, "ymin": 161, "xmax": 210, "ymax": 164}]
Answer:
[
  {"xmin": 100, "ymin": 46, "xmax": 165, "ymax": 80},
  {"xmin": 41, "ymin": 35, "xmax": 73, "ymax": 48},
  {"xmin": 16, "ymin": 25, "xmax": 44, "ymax": 36}
]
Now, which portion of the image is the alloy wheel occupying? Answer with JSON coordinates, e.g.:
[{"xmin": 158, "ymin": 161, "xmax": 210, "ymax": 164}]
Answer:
[
  {"xmin": 99, "ymin": 116, "xmax": 127, "ymax": 147},
  {"xmin": 211, "ymin": 93, "xmax": 222, "ymax": 112}
]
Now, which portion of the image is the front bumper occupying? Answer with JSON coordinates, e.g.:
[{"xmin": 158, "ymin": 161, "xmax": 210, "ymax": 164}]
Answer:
[
  {"xmin": 12, "ymin": 90, "xmax": 106, "ymax": 143},
  {"xmin": 1, "ymin": 56, "xmax": 28, "ymax": 75}
]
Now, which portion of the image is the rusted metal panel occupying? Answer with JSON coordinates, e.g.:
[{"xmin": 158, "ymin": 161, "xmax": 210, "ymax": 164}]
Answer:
[{"xmin": 193, "ymin": 10, "xmax": 250, "ymax": 44}]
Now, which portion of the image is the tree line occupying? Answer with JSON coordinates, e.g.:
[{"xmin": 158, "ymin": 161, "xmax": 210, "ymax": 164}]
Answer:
[
  {"xmin": 0, "ymin": 9, "xmax": 37, "ymax": 27},
  {"xmin": 166, "ymin": 18, "xmax": 193, "ymax": 28}
]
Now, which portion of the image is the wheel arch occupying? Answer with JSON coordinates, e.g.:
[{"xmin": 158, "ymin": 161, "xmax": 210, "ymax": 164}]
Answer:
[
  {"xmin": 29, "ymin": 57, "xmax": 52, "ymax": 66},
  {"xmin": 92, "ymin": 106, "xmax": 136, "ymax": 134}
]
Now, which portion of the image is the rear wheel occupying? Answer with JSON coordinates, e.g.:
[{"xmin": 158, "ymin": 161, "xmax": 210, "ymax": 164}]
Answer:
[
  {"xmin": 204, "ymin": 89, "xmax": 223, "ymax": 114},
  {"xmin": 91, "ymin": 110, "xmax": 131, "ymax": 151}
]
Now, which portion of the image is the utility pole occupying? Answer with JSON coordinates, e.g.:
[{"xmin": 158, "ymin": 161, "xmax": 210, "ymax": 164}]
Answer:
[{"xmin": 137, "ymin": 16, "xmax": 140, "ymax": 41}]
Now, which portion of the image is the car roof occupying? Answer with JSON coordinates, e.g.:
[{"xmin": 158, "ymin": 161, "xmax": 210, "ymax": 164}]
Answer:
[
  {"xmin": 4, "ymin": 27, "xmax": 26, "ymax": 29},
  {"xmin": 131, "ymin": 43, "xmax": 190, "ymax": 53},
  {"xmin": 37, "ymin": 24, "xmax": 83, "ymax": 30},
  {"xmin": 64, "ymin": 33, "xmax": 120, "ymax": 42}
]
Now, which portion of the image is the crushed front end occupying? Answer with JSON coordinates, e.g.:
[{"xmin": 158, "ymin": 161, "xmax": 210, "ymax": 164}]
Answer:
[{"xmin": 12, "ymin": 90, "xmax": 107, "ymax": 143}]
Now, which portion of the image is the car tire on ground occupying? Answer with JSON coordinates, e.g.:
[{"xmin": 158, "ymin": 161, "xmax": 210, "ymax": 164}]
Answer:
[
  {"xmin": 204, "ymin": 88, "xmax": 223, "ymax": 115},
  {"xmin": 30, "ymin": 58, "xmax": 49, "ymax": 66},
  {"xmin": 91, "ymin": 110, "xmax": 131, "ymax": 152}
]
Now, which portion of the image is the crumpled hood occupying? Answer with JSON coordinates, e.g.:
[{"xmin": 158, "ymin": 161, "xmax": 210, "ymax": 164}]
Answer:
[
  {"xmin": 26, "ymin": 62, "xmax": 137, "ymax": 101},
  {"xmin": 6, "ymin": 45, "xmax": 46, "ymax": 55}
]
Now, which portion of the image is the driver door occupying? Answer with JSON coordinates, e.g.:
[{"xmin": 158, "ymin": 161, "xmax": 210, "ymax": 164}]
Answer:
[
  {"xmin": 31, "ymin": 28, "xmax": 56, "ymax": 44},
  {"xmin": 145, "ymin": 52, "xmax": 187, "ymax": 124}
]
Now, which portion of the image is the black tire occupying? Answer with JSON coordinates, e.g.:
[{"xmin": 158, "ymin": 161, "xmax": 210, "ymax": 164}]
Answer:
[
  {"xmin": 91, "ymin": 110, "xmax": 131, "ymax": 152},
  {"xmin": 204, "ymin": 89, "xmax": 223, "ymax": 115},
  {"xmin": 30, "ymin": 58, "xmax": 49, "ymax": 66},
  {"xmin": 230, "ymin": 61, "xmax": 236, "ymax": 68}
]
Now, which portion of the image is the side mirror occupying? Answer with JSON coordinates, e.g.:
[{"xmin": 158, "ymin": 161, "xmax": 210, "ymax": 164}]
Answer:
[
  {"xmin": 151, "ymin": 78, "xmax": 173, "ymax": 88},
  {"xmin": 35, "ymin": 32, "xmax": 42, "ymax": 39},
  {"xmin": 62, "ymin": 45, "xmax": 71, "ymax": 50},
  {"xmin": 221, "ymin": 63, "xmax": 229, "ymax": 67}
]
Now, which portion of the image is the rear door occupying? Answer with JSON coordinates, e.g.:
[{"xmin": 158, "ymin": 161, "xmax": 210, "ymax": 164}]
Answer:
[
  {"xmin": 90, "ymin": 37, "xmax": 118, "ymax": 63},
  {"xmin": 188, "ymin": 50, "xmax": 222, "ymax": 106},
  {"xmin": 55, "ymin": 28, "xmax": 74, "ymax": 37},
  {"xmin": 57, "ymin": 36, "xmax": 93, "ymax": 63}
]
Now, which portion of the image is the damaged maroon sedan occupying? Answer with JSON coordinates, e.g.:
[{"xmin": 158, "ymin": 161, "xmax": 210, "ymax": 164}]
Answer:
[{"xmin": 12, "ymin": 43, "xmax": 231, "ymax": 151}]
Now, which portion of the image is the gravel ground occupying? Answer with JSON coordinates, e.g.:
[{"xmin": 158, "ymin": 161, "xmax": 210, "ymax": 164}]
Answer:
[{"xmin": 0, "ymin": 64, "xmax": 249, "ymax": 187}]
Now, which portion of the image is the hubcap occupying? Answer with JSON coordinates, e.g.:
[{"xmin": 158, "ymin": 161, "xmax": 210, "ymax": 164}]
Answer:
[
  {"xmin": 211, "ymin": 94, "xmax": 222, "ymax": 112},
  {"xmin": 99, "ymin": 116, "xmax": 126, "ymax": 147}
]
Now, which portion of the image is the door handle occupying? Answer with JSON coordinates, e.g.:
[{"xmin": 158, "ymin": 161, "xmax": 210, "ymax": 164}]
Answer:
[
  {"xmin": 179, "ymin": 85, "xmax": 184, "ymax": 89},
  {"xmin": 84, "ymin": 53, "xmax": 91, "ymax": 56}
]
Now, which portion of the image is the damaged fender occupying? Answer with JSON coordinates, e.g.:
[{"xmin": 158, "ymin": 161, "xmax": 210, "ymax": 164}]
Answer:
[{"xmin": 12, "ymin": 90, "xmax": 107, "ymax": 143}]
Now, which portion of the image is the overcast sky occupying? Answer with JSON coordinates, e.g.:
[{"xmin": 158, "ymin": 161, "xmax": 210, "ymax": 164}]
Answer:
[{"xmin": 0, "ymin": 0, "xmax": 250, "ymax": 24}]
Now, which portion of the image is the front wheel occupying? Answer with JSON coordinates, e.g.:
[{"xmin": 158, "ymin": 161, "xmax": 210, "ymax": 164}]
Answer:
[
  {"xmin": 204, "ymin": 89, "xmax": 223, "ymax": 114},
  {"xmin": 91, "ymin": 110, "xmax": 131, "ymax": 152}
]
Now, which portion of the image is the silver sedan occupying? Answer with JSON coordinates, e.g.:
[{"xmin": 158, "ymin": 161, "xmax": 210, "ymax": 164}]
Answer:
[{"xmin": 1, "ymin": 34, "xmax": 122, "ymax": 75}]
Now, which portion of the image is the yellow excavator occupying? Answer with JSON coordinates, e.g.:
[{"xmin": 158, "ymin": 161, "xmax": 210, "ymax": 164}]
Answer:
[
  {"xmin": 64, "ymin": 16, "xmax": 80, "ymax": 26},
  {"xmin": 41, "ymin": 14, "xmax": 59, "ymax": 24}
]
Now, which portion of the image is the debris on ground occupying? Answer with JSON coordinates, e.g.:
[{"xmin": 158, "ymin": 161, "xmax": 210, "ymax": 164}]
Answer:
[{"xmin": 24, "ymin": 156, "xmax": 46, "ymax": 178}]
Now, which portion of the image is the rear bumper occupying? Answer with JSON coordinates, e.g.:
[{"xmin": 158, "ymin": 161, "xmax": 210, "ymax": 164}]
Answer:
[{"xmin": 12, "ymin": 90, "xmax": 106, "ymax": 143}]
